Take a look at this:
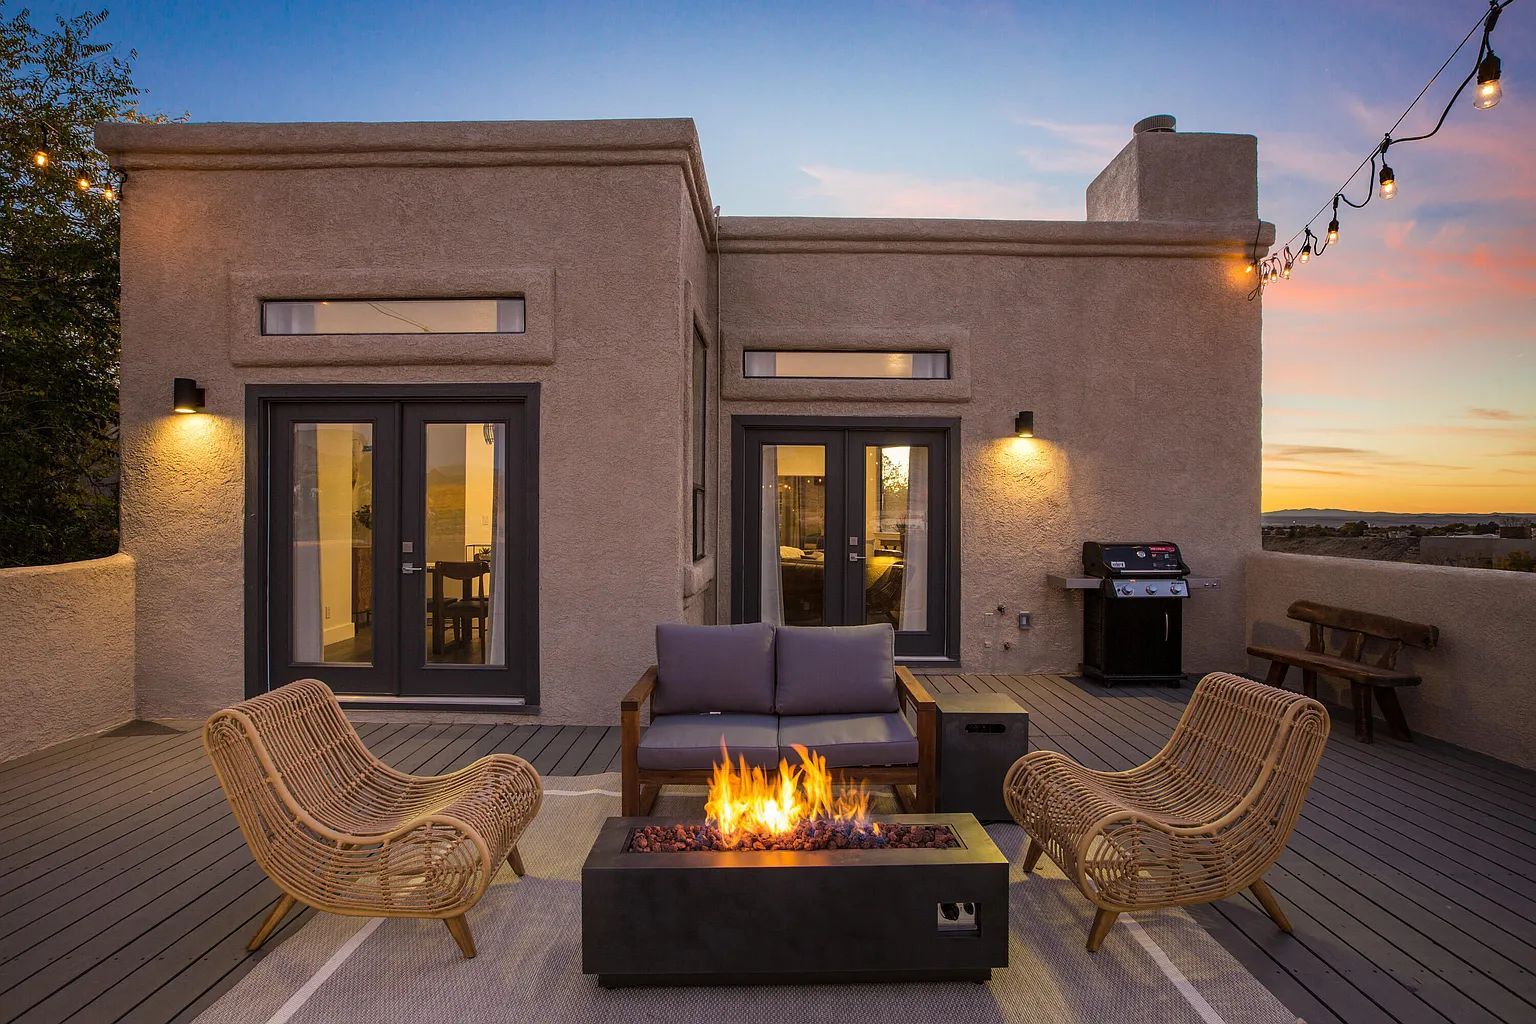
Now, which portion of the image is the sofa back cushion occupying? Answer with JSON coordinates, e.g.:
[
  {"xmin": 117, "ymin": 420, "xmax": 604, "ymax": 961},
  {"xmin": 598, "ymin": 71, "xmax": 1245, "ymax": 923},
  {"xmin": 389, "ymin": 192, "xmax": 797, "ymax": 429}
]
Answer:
[
  {"xmin": 654, "ymin": 622, "xmax": 776, "ymax": 715},
  {"xmin": 774, "ymin": 623, "xmax": 898, "ymax": 715}
]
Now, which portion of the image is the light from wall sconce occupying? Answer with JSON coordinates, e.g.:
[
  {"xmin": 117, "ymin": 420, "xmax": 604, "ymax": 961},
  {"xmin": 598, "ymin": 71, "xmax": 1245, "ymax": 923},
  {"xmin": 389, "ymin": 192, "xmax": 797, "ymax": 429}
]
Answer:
[
  {"xmin": 172, "ymin": 377, "xmax": 206, "ymax": 414},
  {"xmin": 1014, "ymin": 411, "xmax": 1035, "ymax": 438}
]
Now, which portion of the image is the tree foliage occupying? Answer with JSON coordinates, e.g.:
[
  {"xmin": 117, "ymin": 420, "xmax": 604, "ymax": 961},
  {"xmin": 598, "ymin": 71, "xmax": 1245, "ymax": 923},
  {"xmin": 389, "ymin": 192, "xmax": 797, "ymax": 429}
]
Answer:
[{"xmin": 0, "ymin": 5, "xmax": 161, "ymax": 566}]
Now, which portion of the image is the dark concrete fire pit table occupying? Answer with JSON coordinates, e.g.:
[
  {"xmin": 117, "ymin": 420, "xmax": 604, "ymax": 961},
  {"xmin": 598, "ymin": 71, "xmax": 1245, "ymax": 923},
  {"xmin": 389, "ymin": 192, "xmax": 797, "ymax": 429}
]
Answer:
[{"xmin": 581, "ymin": 813, "xmax": 1009, "ymax": 987}]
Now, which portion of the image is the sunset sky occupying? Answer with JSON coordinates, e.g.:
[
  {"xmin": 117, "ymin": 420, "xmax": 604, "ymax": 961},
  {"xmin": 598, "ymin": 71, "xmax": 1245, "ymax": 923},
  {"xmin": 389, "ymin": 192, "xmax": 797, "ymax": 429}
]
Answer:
[{"xmin": 52, "ymin": 0, "xmax": 1536, "ymax": 513}]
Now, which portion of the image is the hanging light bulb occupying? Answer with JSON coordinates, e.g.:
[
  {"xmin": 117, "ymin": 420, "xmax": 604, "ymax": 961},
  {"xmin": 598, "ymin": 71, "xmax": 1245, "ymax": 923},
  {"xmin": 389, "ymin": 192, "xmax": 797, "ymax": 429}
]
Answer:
[
  {"xmin": 1282, "ymin": 261, "xmax": 1293, "ymax": 280},
  {"xmin": 1378, "ymin": 162, "xmax": 1397, "ymax": 200},
  {"xmin": 76, "ymin": 176, "xmax": 91, "ymax": 191},
  {"xmin": 1327, "ymin": 218, "xmax": 1339, "ymax": 244},
  {"xmin": 1300, "ymin": 228, "xmax": 1316, "ymax": 263},
  {"xmin": 1475, "ymin": 51, "xmax": 1503, "ymax": 109},
  {"xmin": 32, "ymin": 149, "xmax": 49, "ymax": 168},
  {"xmin": 101, "ymin": 186, "xmax": 115, "ymax": 202},
  {"xmin": 1245, "ymin": 260, "xmax": 1256, "ymax": 275}
]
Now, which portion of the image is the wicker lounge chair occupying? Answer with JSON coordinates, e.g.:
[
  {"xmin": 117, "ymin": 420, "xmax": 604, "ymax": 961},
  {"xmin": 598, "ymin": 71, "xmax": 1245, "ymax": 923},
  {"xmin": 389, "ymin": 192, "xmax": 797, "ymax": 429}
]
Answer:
[
  {"xmin": 203, "ymin": 678, "xmax": 542, "ymax": 958},
  {"xmin": 1004, "ymin": 671, "xmax": 1328, "ymax": 951}
]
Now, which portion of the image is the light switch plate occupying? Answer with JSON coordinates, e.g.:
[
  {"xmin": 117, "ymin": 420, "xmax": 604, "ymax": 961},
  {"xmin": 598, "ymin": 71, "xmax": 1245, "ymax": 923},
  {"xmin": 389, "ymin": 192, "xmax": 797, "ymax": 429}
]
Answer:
[{"xmin": 1017, "ymin": 612, "xmax": 1032, "ymax": 629}]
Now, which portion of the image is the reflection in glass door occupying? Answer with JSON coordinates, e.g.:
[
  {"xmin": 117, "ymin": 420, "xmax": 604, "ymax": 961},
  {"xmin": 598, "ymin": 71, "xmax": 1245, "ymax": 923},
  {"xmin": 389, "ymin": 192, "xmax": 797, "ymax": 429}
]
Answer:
[
  {"xmin": 863, "ymin": 444, "xmax": 928, "ymax": 632},
  {"xmin": 291, "ymin": 422, "xmax": 376, "ymax": 665},
  {"xmin": 421, "ymin": 422, "xmax": 505, "ymax": 667},
  {"xmin": 762, "ymin": 444, "xmax": 829, "ymax": 626},
  {"xmin": 738, "ymin": 421, "xmax": 953, "ymax": 658}
]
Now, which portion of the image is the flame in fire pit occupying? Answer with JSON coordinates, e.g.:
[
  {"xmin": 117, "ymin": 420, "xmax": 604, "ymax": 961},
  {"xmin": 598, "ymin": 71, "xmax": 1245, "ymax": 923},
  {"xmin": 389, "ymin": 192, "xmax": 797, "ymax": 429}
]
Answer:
[{"xmin": 704, "ymin": 744, "xmax": 870, "ymax": 846}]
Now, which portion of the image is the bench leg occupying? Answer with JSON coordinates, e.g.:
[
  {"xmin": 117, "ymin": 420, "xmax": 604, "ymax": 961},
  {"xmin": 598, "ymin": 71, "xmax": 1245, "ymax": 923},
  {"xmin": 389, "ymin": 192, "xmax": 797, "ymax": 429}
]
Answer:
[
  {"xmin": 1374, "ymin": 687, "xmax": 1413, "ymax": 742},
  {"xmin": 638, "ymin": 783, "xmax": 661, "ymax": 816},
  {"xmin": 1300, "ymin": 669, "xmax": 1318, "ymax": 699},
  {"xmin": 1264, "ymin": 661, "xmax": 1290, "ymax": 688},
  {"xmin": 1351, "ymin": 682, "xmax": 1374, "ymax": 743}
]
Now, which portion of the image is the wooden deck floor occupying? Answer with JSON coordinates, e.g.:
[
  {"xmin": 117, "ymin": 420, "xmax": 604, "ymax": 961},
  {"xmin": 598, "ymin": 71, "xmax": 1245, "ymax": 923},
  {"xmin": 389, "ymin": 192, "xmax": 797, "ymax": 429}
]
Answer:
[{"xmin": 0, "ymin": 673, "xmax": 1532, "ymax": 1024}]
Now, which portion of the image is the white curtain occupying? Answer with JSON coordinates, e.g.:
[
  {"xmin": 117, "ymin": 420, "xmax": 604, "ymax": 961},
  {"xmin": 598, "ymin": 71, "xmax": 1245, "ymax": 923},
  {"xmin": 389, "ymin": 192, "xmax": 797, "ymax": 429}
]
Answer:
[
  {"xmin": 291, "ymin": 425, "xmax": 324, "ymax": 662},
  {"xmin": 899, "ymin": 446, "xmax": 929, "ymax": 631},
  {"xmin": 911, "ymin": 352, "xmax": 948, "ymax": 379},
  {"xmin": 759, "ymin": 445, "xmax": 784, "ymax": 625},
  {"xmin": 484, "ymin": 424, "xmax": 507, "ymax": 666}
]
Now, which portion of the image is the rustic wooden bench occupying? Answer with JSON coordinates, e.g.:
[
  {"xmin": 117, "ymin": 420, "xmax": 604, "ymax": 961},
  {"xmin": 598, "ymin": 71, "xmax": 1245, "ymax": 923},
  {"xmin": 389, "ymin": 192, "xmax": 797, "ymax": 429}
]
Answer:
[{"xmin": 1247, "ymin": 600, "xmax": 1438, "ymax": 744}]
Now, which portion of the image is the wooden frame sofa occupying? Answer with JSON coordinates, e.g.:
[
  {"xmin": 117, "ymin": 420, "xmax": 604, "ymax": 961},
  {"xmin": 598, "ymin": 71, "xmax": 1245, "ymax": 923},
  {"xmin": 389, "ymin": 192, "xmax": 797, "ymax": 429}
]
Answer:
[{"xmin": 620, "ymin": 622, "xmax": 935, "ymax": 815}]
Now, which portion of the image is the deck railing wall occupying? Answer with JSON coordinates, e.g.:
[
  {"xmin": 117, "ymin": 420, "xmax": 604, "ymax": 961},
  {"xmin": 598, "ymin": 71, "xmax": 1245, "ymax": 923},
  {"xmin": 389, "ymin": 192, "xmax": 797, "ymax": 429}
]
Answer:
[
  {"xmin": 1246, "ymin": 550, "xmax": 1536, "ymax": 769},
  {"xmin": 0, "ymin": 553, "xmax": 136, "ymax": 763}
]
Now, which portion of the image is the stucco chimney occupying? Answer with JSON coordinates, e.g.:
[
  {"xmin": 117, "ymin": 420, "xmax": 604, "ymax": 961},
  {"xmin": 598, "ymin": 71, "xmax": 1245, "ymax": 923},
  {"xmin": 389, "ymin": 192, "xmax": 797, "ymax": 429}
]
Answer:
[{"xmin": 1086, "ymin": 115, "xmax": 1257, "ymax": 224}]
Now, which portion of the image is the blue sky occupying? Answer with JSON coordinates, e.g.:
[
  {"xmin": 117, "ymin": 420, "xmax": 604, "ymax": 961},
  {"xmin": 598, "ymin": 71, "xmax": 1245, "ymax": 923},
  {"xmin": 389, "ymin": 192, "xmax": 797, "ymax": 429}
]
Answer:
[{"xmin": 30, "ymin": 0, "xmax": 1536, "ymax": 511}]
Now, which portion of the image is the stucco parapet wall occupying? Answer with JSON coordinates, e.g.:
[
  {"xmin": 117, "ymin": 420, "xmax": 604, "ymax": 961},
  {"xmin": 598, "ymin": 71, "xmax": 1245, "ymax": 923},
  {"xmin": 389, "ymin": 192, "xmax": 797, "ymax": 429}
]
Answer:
[
  {"xmin": 717, "ymin": 216, "xmax": 1274, "ymax": 258},
  {"xmin": 94, "ymin": 118, "xmax": 716, "ymax": 243}
]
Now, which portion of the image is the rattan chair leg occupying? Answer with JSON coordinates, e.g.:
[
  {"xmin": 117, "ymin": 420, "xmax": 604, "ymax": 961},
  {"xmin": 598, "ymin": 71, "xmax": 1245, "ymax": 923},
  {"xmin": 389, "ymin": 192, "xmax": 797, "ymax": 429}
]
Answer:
[
  {"xmin": 444, "ymin": 915, "xmax": 477, "ymax": 958},
  {"xmin": 1022, "ymin": 838, "xmax": 1044, "ymax": 872},
  {"xmin": 1250, "ymin": 878, "xmax": 1293, "ymax": 933},
  {"xmin": 248, "ymin": 894, "xmax": 296, "ymax": 951},
  {"xmin": 507, "ymin": 845, "xmax": 526, "ymax": 877},
  {"xmin": 1086, "ymin": 908, "xmax": 1119, "ymax": 952}
]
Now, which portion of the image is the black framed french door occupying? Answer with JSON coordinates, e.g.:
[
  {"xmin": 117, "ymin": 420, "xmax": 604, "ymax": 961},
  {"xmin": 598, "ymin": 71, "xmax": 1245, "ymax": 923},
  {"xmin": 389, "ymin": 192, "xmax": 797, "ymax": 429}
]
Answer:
[
  {"xmin": 732, "ymin": 417, "xmax": 959, "ymax": 659},
  {"xmin": 251, "ymin": 386, "xmax": 539, "ymax": 704}
]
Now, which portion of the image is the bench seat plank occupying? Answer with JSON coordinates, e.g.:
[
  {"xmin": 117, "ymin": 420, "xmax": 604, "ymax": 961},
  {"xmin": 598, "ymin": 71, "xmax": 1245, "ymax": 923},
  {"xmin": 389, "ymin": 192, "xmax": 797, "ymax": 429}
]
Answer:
[{"xmin": 1246, "ymin": 645, "xmax": 1421, "ymax": 687}]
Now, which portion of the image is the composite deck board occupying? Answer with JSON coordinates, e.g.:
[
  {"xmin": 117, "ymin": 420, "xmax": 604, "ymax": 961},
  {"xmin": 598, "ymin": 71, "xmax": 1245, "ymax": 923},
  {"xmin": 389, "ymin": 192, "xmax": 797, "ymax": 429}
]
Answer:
[{"xmin": 2, "ymin": 678, "xmax": 1533, "ymax": 1023}]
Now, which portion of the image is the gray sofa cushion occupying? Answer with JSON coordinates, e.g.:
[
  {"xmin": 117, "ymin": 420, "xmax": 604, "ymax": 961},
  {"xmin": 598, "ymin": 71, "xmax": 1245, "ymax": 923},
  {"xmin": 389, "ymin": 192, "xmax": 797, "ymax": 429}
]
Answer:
[
  {"xmin": 774, "ymin": 623, "xmax": 898, "ymax": 715},
  {"xmin": 778, "ymin": 712, "xmax": 918, "ymax": 768},
  {"xmin": 637, "ymin": 713, "xmax": 780, "ymax": 771},
  {"xmin": 654, "ymin": 622, "xmax": 775, "ymax": 715}
]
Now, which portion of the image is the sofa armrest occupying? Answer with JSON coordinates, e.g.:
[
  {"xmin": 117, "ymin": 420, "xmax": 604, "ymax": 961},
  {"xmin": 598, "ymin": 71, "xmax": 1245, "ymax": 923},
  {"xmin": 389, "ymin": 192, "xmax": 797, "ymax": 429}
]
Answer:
[
  {"xmin": 622, "ymin": 665, "xmax": 658, "ymax": 713},
  {"xmin": 896, "ymin": 666, "xmax": 934, "ymax": 713},
  {"xmin": 897, "ymin": 667, "xmax": 938, "ymax": 812}
]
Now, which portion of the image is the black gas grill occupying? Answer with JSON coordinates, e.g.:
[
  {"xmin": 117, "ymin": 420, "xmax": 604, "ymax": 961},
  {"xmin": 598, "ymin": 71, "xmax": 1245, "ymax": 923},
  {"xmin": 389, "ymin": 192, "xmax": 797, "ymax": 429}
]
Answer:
[{"xmin": 1080, "ymin": 542, "xmax": 1191, "ymax": 686}]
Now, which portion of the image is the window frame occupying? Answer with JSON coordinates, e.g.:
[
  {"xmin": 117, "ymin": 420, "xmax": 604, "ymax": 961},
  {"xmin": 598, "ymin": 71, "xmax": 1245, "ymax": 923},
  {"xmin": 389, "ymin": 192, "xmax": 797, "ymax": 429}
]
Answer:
[{"xmin": 691, "ymin": 326, "xmax": 709, "ymax": 562}]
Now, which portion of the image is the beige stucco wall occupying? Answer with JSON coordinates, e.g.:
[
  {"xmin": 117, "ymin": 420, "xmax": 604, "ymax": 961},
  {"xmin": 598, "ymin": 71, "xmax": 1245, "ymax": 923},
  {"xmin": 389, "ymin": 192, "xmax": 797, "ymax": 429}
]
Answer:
[
  {"xmin": 1246, "ymin": 551, "xmax": 1536, "ymax": 769},
  {"xmin": 715, "ymin": 216, "xmax": 1266, "ymax": 675},
  {"xmin": 0, "ymin": 554, "xmax": 136, "ymax": 762},
  {"xmin": 99, "ymin": 117, "xmax": 1268, "ymax": 725},
  {"xmin": 101, "ymin": 120, "xmax": 715, "ymax": 725}
]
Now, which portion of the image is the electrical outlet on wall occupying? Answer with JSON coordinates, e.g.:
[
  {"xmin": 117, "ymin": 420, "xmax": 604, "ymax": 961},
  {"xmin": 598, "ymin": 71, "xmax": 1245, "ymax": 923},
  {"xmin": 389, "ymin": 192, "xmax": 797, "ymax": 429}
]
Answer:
[
  {"xmin": 982, "ymin": 639, "xmax": 993, "ymax": 649},
  {"xmin": 1017, "ymin": 612, "xmax": 1032, "ymax": 629}
]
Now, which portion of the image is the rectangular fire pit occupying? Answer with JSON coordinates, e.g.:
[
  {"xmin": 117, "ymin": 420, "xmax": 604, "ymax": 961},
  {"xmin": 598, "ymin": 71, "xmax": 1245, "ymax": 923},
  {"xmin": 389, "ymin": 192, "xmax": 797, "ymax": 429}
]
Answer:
[{"xmin": 581, "ymin": 813, "xmax": 1009, "ymax": 987}]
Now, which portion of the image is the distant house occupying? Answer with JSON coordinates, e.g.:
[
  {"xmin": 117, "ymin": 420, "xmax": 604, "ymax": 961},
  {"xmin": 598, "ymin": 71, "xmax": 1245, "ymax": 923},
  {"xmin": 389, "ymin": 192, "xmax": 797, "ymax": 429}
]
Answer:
[{"xmin": 96, "ymin": 115, "xmax": 1266, "ymax": 722}]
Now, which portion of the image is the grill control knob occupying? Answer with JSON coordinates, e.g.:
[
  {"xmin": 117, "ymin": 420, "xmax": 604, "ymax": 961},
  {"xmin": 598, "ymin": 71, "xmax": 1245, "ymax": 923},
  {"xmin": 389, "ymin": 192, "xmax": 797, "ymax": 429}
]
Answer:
[
  {"xmin": 1146, "ymin": 584, "xmax": 1158, "ymax": 595},
  {"xmin": 1118, "ymin": 585, "xmax": 1133, "ymax": 596}
]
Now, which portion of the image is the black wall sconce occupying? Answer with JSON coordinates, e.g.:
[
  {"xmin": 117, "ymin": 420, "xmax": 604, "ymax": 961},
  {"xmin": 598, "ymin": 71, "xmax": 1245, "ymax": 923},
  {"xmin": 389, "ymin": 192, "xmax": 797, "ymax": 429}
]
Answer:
[
  {"xmin": 1014, "ymin": 411, "xmax": 1035, "ymax": 438},
  {"xmin": 172, "ymin": 377, "xmax": 206, "ymax": 414}
]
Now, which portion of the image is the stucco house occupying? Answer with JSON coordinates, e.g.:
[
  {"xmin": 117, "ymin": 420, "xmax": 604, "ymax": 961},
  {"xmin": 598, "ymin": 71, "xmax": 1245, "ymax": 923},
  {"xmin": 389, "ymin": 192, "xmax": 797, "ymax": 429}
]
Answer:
[{"xmin": 94, "ymin": 115, "xmax": 1269, "ymax": 724}]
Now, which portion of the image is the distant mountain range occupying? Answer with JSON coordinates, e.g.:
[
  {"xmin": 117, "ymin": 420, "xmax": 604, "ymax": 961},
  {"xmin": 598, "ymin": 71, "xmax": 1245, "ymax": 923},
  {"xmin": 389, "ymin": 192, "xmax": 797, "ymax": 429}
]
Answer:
[{"xmin": 1263, "ymin": 508, "xmax": 1536, "ymax": 527}]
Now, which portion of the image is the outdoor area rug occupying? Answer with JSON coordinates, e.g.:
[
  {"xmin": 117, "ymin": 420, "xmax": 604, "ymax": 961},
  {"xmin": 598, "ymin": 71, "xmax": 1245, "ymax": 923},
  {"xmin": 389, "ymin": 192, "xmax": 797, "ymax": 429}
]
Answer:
[{"xmin": 195, "ymin": 774, "xmax": 1301, "ymax": 1024}]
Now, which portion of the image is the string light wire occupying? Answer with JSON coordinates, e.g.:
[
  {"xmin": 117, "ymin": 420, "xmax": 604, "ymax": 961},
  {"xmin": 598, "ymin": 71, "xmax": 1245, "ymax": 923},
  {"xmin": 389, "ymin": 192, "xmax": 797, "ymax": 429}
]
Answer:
[{"xmin": 1254, "ymin": 0, "xmax": 1516, "ymax": 297}]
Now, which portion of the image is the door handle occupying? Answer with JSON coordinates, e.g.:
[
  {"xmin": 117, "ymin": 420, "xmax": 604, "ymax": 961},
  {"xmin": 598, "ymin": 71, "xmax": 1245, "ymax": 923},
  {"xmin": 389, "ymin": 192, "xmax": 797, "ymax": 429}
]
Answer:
[
  {"xmin": 1164, "ymin": 613, "xmax": 1170, "ymax": 642},
  {"xmin": 402, "ymin": 563, "xmax": 424, "ymax": 575},
  {"xmin": 848, "ymin": 553, "xmax": 866, "ymax": 562}
]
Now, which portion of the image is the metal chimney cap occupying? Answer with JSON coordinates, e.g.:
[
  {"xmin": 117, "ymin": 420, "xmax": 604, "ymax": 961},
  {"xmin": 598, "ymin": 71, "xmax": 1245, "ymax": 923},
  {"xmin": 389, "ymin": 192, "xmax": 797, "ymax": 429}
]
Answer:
[{"xmin": 1133, "ymin": 114, "xmax": 1177, "ymax": 135}]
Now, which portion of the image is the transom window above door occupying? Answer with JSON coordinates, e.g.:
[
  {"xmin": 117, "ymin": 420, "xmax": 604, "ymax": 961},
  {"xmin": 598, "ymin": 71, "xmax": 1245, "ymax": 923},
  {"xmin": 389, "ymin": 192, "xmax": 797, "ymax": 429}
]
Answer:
[
  {"xmin": 743, "ymin": 350, "xmax": 949, "ymax": 380},
  {"xmin": 262, "ymin": 298, "xmax": 527, "ymax": 336}
]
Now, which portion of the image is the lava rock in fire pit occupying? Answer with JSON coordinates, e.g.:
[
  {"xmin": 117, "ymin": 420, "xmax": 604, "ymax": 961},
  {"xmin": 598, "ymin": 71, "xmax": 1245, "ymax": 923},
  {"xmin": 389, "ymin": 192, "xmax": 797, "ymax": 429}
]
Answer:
[{"xmin": 627, "ymin": 820, "xmax": 960, "ymax": 853}]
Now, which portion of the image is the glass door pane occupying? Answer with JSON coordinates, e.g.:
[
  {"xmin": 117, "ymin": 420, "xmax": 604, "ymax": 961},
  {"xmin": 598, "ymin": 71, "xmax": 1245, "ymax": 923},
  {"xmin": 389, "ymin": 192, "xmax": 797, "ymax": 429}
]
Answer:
[
  {"xmin": 762, "ymin": 444, "xmax": 828, "ymax": 625},
  {"xmin": 290, "ymin": 422, "xmax": 376, "ymax": 665},
  {"xmin": 422, "ymin": 422, "xmax": 506, "ymax": 666},
  {"xmin": 863, "ymin": 444, "xmax": 929, "ymax": 631}
]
